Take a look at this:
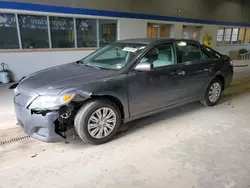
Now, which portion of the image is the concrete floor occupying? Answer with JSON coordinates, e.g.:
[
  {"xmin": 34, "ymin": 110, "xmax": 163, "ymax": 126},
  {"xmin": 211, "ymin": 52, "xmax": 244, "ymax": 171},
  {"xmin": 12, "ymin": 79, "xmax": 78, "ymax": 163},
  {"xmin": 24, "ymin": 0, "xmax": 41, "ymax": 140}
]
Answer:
[
  {"xmin": 1, "ymin": 61, "xmax": 250, "ymax": 188},
  {"xmin": 0, "ymin": 83, "xmax": 16, "ymax": 130}
]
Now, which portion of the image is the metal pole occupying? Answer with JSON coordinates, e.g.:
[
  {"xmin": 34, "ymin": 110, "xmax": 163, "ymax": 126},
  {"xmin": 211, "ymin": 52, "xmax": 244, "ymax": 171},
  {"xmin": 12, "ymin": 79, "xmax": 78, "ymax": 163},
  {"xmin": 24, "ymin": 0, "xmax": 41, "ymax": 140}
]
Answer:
[
  {"xmin": 47, "ymin": 16, "xmax": 52, "ymax": 48},
  {"xmin": 96, "ymin": 19, "xmax": 100, "ymax": 48},
  {"xmin": 73, "ymin": 17, "xmax": 77, "ymax": 48},
  {"xmin": 15, "ymin": 14, "xmax": 22, "ymax": 49}
]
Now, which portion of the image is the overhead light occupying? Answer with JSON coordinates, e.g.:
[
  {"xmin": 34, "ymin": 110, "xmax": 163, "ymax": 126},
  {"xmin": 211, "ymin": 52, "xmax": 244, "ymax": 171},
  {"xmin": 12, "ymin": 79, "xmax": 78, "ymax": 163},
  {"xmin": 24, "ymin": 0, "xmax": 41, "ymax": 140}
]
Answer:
[{"xmin": 178, "ymin": 41, "xmax": 187, "ymax": 46}]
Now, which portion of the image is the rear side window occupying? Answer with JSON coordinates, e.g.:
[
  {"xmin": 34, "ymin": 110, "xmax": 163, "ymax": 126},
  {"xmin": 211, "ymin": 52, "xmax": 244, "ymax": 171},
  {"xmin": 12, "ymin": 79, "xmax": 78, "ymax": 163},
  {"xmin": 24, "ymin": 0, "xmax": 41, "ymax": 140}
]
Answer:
[{"xmin": 176, "ymin": 41, "xmax": 202, "ymax": 63}]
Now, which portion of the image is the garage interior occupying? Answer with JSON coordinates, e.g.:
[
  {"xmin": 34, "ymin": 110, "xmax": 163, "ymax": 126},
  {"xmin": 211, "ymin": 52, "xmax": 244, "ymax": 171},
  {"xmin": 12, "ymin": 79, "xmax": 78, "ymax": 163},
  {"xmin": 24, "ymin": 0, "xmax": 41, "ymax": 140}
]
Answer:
[{"xmin": 1, "ymin": 0, "xmax": 250, "ymax": 187}]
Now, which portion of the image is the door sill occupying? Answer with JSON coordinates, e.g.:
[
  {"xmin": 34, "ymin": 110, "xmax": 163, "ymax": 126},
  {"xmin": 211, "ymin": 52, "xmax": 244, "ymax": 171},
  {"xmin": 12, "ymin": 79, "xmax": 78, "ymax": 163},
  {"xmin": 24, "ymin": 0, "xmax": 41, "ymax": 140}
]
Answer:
[{"xmin": 124, "ymin": 98, "xmax": 199, "ymax": 123}]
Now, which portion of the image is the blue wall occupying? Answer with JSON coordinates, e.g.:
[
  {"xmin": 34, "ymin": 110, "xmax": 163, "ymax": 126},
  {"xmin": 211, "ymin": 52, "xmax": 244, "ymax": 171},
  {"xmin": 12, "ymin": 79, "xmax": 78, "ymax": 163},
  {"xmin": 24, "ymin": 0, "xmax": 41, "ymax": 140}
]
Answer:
[{"xmin": 1, "ymin": 1, "xmax": 250, "ymax": 27}]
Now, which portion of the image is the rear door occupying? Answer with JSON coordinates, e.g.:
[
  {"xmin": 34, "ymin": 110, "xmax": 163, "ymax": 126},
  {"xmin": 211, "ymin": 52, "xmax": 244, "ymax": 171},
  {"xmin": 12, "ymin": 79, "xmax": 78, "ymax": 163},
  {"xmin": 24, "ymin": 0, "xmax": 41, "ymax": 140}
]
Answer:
[{"xmin": 174, "ymin": 41, "xmax": 216, "ymax": 100}]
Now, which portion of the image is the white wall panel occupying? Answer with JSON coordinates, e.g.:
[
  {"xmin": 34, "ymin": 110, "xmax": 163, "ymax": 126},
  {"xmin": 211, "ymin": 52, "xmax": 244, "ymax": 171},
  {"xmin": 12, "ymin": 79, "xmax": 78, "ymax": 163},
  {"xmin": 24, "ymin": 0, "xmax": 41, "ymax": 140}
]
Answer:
[
  {"xmin": 118, "ymin": 19, "xmax": 147, "ymax": 40},
  {"xmin": 0, "ymin": 50, "xmax": 93, "ymax": 81},
  {"xmin": 214, "ymin": 44, "xmax": 250, "ymax": 55},
  {"xmin": 172, "ymin": 23, "xmax": 183, "ymax": 39}
]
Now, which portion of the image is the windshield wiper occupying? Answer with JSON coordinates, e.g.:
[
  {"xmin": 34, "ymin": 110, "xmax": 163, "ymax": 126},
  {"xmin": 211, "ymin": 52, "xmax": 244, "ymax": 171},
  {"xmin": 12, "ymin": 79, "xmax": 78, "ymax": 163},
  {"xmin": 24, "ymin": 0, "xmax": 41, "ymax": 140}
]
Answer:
[
  {"xmin": 76, "ymin": 60, "xmax": 114, "ymax": 70},
  {"xmin": 75, "ymin": 60, "xmax": 84, "ymax": 64},
  {"xmin": 96, "ymin": 66, "xmax": 113, "ymax": 70},
  {"xmin": 76, "ymin": 60, "xmax": 101, "ymax": 69},
  {"xmin": 83, "ymin": 64, "xmax": 101, "ymax": 69}
]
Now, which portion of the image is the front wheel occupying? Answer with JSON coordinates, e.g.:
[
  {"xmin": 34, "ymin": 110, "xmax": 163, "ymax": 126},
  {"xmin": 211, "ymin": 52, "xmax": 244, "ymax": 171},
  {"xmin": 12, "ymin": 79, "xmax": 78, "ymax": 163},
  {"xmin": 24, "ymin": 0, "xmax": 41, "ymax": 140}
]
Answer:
[
  {"xmin": 74, "ymin": 100, "xmax": 122, "ymax": 145},
  {"xmin": 201, "ymin": 79, "xmax": 223, "ymax": 106}
]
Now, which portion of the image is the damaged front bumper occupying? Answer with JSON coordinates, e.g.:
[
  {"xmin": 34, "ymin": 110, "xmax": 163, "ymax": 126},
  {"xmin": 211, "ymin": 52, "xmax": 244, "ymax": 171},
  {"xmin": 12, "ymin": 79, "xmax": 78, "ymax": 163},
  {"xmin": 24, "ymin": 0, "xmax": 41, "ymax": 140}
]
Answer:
[
  {"xmin": 14, "ymin": 104, "xmax": 68, "ymax": 142},
  {"xmin": 13, "ymin": 87, "xmax": 90, "ymax": 142}
]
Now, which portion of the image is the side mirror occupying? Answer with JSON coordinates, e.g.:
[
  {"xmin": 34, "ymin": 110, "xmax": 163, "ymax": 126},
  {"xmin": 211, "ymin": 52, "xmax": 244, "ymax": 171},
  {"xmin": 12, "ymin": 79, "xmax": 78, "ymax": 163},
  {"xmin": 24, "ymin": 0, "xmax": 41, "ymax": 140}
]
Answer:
[{"xmin": 134, "ymin": 62, "xmax": 152, "ymax": 72}]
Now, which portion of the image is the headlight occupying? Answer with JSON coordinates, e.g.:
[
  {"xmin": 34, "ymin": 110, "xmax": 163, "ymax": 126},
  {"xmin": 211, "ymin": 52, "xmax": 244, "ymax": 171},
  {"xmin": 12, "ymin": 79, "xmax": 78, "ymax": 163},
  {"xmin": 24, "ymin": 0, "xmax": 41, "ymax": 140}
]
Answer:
[{"xmin": 29, "ymin": 94, "xmax": 75, "ymax": 110}]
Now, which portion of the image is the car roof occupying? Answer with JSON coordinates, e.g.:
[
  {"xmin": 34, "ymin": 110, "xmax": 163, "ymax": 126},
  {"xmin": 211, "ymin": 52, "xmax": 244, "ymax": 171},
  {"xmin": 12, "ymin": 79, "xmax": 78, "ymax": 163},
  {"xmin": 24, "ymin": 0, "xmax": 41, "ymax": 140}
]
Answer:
[{"xmin": 116, "ymin": 38, "xmax": 201, "ymax": 45}]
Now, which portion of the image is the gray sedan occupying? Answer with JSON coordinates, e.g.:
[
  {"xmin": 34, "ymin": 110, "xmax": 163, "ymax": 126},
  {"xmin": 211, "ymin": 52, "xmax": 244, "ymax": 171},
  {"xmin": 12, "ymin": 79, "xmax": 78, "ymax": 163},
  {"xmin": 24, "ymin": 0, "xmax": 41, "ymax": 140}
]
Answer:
[{"xmin": 13, "ymin": 38, "xmax": 233, "ymax": 145}]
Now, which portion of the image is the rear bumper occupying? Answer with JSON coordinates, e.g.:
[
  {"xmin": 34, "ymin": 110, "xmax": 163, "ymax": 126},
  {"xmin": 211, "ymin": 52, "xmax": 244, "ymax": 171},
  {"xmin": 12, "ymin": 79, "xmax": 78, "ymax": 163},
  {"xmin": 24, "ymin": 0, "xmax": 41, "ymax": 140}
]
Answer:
[{"xmin": 14, "ymin": 104, "xmax": 64, "ymax": 142}]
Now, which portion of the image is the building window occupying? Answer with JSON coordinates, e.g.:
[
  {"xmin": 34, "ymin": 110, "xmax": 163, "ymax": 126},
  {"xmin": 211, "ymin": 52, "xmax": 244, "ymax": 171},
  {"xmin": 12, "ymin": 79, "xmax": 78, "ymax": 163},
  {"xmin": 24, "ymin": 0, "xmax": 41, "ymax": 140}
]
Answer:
[
  {"xmin": 216, "ymin": 27, "xmax": 249, "ymax": 44},
  {"xmin": 182, "ymin": 26, "xmax": 202, "ymax": 41},
  {"xmin": 159, "ymin": 25, "xmax": 171, "ymax": 38},
  {"xmin": 224, "ymin": 28, "xmax": 232, "ymax": 44},
  {"xmin": 216, "ymin": 29, "xmax": 224, "ymax": 42},
  {"xmin": 50, "ymin": 17, "xmax": 75, "ymax": 48},
  {"xmin": 147, "ymin": 24, "xmax": 159, "ymax": 38},
  {"xmin": 0, "ymin": 13, "xmax": 19, "ymax": 49},
  {"xmin": 147, "ymin": 23, "xmax": 172, "ymax": 38},
  {"xmin": 0, "ymin": 12, "xmax": 118, "ymax": 50},
  {"xmin": 99, "ymin": 20, "xmax": 117, "ymax": 47},
  {"xmin": 76, "ymin": 19, "xmax": 97, "ymax": 48},
  {"xmin": 231, "ymin": 28, "xmax": 239, "ymax": 43},
  {"xmin": 18, "ymin": 15, "xmax": 49, "ymax": 49}
]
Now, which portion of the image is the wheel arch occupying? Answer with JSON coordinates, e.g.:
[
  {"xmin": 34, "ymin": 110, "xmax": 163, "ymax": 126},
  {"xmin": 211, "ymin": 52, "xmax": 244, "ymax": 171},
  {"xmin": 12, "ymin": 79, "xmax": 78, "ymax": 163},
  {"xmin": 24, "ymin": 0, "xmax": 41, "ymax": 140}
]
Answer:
[
  {"xmin": 202, "ymin": 74, "xmax": 225, "ymax": 99},
  {"xmin": 90, "ymin": 95, "xmax": 125, "ymax": 119},
  {"xmin": 214, "ymin": 74, "xmax": 225, "ymax": 90}
]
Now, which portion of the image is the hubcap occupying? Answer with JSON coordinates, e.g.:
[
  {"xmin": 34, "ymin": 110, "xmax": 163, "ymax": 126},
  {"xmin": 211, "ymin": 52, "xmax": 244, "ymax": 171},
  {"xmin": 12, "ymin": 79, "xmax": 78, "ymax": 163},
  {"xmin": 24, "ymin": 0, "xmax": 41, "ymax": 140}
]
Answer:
[
  {"xmin": 87, "ymin": 107, "xmax": 117, "ymax": 139},
  {"xmin": 208, "ymin": 82, "xmax": 221, "ymax": 103}
]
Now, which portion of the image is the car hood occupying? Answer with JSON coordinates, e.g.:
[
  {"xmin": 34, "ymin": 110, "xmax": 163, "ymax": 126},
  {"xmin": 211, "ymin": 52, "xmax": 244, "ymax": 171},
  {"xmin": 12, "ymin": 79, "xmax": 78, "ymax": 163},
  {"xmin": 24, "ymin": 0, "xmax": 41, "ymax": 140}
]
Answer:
[{"xmin": 18, "ymin": 62, "xmax": 115, "ymax": 95}]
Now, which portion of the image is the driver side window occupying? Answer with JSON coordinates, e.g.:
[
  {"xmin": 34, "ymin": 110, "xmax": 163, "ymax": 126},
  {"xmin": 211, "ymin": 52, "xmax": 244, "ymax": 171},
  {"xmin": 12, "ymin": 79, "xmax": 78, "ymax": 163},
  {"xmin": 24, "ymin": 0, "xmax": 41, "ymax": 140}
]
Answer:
[{"xmin": 140, "ymin": 43, "xmax": 175, "ymax": 68}]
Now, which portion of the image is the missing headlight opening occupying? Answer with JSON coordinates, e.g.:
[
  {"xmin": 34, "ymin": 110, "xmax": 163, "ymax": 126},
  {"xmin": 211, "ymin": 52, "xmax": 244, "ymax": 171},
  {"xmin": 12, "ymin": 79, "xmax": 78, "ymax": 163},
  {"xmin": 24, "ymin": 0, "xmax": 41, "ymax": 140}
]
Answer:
[
  {"xmin": 54, "ymin": 104, "xmax": 76, "ymax": 139},
  {"xmin": 55, "ymin": 99, "xmax": 87, "ymax": 139}
]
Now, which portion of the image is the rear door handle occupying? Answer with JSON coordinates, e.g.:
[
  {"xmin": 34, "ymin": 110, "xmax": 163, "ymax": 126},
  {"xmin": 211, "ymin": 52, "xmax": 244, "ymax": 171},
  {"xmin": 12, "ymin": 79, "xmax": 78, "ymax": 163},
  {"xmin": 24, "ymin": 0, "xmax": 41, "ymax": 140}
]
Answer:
[
  {"xmin": 200, "ymin": 64, "xmax": 215, "ymax": 72},
  {"xmin": 208, "ymin": 63, "xmax": 216, "ymax": 69},
  {"xmin": 170, "ymin": 70, "xmax": 186, "ymax": 76}
]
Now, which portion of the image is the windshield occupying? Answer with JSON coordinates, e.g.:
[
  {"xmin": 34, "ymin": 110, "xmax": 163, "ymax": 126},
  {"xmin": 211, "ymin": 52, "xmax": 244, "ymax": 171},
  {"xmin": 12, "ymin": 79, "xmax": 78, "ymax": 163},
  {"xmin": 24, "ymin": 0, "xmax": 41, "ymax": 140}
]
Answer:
[{"xmin": 81, "ymin": 43, "xmax": 146, "ymax": 70}]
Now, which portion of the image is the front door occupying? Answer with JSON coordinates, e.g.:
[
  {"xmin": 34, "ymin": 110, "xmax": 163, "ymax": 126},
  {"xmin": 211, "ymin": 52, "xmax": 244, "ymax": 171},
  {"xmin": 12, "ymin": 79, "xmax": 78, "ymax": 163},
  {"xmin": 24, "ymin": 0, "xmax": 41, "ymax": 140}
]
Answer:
[
  {"xmin": 128, "ymin": 42, "xmax": 184, "ymax": 117},
  {"xmin": 175, "ymin": 41, "xmax": 216, "ymax": 100}
]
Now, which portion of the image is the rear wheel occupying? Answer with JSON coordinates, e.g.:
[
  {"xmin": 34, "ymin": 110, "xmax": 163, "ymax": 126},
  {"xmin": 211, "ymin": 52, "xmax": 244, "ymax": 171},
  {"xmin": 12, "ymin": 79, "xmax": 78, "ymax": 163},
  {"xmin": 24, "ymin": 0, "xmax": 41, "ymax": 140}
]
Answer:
[
  {"xmin": 201, "ymin": 78, "xmax": 223, "ymax": 106},
  {"xmin": 74, "ymin": 100, "xmax": 121, "ymax": 145}
]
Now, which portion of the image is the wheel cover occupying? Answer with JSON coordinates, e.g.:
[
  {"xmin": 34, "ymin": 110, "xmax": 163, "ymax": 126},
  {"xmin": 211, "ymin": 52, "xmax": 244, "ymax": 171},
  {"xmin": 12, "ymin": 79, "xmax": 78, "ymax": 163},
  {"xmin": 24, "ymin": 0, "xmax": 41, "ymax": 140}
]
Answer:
[
  {"xmin": 87, "ymin": 107, "xmax": 117, "ymax": 139},
  {"xmin": 208, "ymin": 82, "xmax": 221, "ymax": 103}
]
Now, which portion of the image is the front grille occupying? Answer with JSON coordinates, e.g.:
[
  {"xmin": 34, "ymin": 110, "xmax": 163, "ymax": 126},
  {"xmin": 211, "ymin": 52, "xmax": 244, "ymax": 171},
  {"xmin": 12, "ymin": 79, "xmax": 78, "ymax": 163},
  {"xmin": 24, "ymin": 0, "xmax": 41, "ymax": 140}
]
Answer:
[{"xmin": 14, "ymin": 93, "xmax": 32, "ymax": 107}]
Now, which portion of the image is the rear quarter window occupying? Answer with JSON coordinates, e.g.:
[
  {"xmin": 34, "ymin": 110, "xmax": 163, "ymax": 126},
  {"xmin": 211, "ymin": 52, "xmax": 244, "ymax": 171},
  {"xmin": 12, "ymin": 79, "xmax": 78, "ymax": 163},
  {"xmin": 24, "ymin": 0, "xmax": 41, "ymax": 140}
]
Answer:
[
  {"xmin": 201, "ymin": 49, "xmax": 212, "ymax": 60},
  {"xmin": 202, "ymin": 45, "xmax": 222, "ymax": 59}
]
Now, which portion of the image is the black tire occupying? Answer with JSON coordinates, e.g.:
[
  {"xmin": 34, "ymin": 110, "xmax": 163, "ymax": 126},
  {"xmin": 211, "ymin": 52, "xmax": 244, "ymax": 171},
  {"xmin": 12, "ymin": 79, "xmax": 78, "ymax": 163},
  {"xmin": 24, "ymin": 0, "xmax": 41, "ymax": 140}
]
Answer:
[
  {"xmin": 201, "ymin": 78, "xmax": 223, "ymax": 106},
  {"xmin": 74, "ymin": 99, "xmax": 122, "ymax": 145}
]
